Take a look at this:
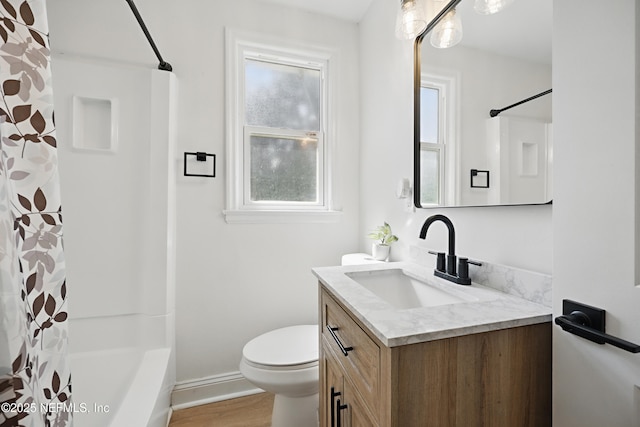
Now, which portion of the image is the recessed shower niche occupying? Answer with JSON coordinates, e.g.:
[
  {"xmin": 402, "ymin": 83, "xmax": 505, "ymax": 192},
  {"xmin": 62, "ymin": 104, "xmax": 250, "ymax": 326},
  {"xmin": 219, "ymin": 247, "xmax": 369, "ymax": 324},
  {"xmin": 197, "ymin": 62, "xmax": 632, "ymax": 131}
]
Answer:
[{"xmin": 72, "ymin": 95, "xmax": 118, "ymax": 151}]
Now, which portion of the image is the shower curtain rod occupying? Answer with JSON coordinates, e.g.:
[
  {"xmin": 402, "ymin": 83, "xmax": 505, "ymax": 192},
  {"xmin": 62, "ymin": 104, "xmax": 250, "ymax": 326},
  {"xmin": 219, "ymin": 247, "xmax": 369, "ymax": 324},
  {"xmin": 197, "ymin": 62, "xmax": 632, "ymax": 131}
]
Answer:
[
  {"xmin": 490, "ymin": 89, "xmax": 552, "ymax": 117},
  {"xmin": 125, "ymin": 0, "xmax": 173, "ymax": 72}
]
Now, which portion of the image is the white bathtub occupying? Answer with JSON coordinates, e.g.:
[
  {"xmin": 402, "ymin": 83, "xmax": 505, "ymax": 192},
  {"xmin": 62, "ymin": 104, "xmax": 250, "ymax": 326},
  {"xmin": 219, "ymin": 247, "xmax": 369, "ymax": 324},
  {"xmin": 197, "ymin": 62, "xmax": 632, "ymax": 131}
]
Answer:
[{"xmin": 70, "ymin": 347, "xmax": 172, "ymax": 427}]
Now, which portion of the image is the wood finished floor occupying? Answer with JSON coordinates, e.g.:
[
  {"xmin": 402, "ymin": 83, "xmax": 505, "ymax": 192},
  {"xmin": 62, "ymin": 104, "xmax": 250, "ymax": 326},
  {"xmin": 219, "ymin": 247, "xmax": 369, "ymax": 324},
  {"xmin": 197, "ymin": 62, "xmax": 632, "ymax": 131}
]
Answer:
[{"xmin": 168, "ymin": 393, "xmax": 274, "ymax": 427}]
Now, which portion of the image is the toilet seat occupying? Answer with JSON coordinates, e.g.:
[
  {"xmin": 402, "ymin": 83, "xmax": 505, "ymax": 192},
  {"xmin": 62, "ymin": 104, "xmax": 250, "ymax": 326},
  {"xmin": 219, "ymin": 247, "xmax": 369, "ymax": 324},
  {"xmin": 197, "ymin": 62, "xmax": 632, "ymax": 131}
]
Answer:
[
  {"xmin": 242, "ymin": 358, "xmax": 318, "ymax": 371},
  {"xmin": 242, "ymin": 325, "xmax": 318, "ymax": 369},
  {"xmin": 240, "ymin": 324, "xmax": 320, "ymax": 426}
]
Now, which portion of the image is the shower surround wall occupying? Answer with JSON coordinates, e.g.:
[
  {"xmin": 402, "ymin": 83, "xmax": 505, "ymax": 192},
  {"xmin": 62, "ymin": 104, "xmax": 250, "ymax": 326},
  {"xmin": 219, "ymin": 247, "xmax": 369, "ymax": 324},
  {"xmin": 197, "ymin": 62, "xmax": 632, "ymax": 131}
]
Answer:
[
  {"xmin": 52, "ymin": 56, "xmax": 177, "ymax": 426},
  {"xmin": 0, "ymin": 1, "xmax": 72, "ymax": 426}
]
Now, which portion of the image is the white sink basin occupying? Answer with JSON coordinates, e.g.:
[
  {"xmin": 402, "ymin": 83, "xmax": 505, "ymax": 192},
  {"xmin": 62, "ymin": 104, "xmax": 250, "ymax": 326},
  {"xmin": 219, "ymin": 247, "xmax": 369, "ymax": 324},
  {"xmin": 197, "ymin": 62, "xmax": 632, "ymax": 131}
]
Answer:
[{"xmin": 346, "ymin": 269, "xmax": 477, "ymax": 309}]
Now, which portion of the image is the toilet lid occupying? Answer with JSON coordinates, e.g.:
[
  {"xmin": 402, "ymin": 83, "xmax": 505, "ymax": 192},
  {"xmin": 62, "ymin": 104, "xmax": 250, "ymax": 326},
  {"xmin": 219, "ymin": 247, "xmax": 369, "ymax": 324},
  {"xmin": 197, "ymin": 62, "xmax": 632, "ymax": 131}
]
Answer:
[{"xmin": 243, "ymin": 325, "xmax": 318, "ymax": 367}]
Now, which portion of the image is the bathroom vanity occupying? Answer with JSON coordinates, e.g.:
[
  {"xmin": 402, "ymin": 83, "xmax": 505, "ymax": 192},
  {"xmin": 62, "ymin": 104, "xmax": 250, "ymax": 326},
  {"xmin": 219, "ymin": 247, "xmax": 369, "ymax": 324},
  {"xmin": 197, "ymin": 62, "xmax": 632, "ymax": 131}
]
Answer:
[{"xmin": 313, "ymin": 262, "xmax": 552, "ymax": 427}]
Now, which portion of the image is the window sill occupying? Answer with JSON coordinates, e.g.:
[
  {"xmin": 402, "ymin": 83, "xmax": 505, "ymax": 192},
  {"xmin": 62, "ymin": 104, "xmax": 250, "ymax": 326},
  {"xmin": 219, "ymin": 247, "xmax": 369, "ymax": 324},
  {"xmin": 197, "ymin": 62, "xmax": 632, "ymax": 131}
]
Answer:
[{"xmin": 223, "ymin": 209, "xmax": 343, "ymax": 224}]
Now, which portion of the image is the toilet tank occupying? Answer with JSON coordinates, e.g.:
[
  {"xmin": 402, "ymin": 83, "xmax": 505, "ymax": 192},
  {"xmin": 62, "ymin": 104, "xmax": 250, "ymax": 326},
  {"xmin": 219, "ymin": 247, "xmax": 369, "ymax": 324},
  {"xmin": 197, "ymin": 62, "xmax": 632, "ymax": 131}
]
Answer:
[{"xmin": 341, "ymin": 253, "xmax": 384, "ymax": 266}]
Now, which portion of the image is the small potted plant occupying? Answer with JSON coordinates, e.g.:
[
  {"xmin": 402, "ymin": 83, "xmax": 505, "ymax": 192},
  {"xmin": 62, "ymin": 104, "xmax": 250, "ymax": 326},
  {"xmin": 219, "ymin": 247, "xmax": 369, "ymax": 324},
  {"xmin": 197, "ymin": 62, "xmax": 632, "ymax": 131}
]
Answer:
[{"xmin": 368, "ymin": 222, "xmax": 399, "ymax": 261}]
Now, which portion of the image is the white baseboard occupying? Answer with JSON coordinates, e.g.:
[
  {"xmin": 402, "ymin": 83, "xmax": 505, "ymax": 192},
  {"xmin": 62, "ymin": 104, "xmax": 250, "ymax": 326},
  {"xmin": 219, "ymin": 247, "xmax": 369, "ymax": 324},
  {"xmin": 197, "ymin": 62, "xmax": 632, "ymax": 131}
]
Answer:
[{"xmin": 171, "ymin": 371, "xmax": 263, "ymax": 410}]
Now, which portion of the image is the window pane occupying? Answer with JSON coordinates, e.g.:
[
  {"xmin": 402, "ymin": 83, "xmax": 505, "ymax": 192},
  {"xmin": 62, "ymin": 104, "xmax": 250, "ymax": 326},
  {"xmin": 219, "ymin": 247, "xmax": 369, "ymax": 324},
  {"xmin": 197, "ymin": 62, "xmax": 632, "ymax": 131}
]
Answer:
[
  {"xmin": 245, "ymin": 59, "xmax": 320, "ymax": 131},
  {"xmin": 420, "ymin": 149, "xmax": 440, "ymax": 205},
  {"xmin": 250, "ymin": 135, "xmax": 318, "ymax": 202},
  {"xmin": 420, "ymin": 86, "xmax": 439, "ymax": 143}
]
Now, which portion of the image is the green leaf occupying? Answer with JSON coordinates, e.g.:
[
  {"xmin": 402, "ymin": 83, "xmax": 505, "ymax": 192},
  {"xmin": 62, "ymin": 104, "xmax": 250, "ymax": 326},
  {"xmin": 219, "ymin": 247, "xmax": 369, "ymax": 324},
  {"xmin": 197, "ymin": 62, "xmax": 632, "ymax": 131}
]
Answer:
[{"xmin": 368, "ymin": 222, "xmax": 398, "ymax": 245}]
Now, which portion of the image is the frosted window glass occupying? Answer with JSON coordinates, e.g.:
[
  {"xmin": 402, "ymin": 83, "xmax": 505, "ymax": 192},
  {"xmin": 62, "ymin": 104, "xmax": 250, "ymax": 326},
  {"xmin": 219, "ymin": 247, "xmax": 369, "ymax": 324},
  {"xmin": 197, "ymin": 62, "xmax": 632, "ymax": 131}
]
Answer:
[
  {"xmin": 245, "ymin": 59, "xmax": 320, "ymax": 131},
  {"xmin": 250, "ymin": 135, "xmax": 318, "ymax": 202},
  {"xmin": 420, "ymin": 87, "xmax": 439, "ymax": 143},
  {"xmin": 420, "ymin": 149, "xmax": 440, "ymax": 205}
]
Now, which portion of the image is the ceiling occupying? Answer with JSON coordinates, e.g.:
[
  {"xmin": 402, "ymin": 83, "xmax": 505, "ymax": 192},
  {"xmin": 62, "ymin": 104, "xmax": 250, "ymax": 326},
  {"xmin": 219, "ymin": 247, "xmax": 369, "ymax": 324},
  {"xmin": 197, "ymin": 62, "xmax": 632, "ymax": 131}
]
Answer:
[
  {"xmin": 254, "ymin": 0, "xmax": 374, "ymax": 23},
  {"xmin": 457, "ymin": 0, "xmax": 552, "ymax": 64},
  {"xmin": 251, "ymin": 0, "xmax": 552, "ymax": 64}
]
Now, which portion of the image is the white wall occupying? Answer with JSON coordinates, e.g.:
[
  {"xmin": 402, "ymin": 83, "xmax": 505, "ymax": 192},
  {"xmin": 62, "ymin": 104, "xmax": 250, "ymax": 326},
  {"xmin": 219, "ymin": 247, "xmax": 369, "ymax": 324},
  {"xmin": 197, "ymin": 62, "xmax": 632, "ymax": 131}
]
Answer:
[
  {"xmin": 48, "ymin": 0, "xmax": 360, "ymax": 388},
  {"xmin": 359, "ymin": 0, "xmax": 552, "ymax": 274},
  {"xmin": 54, "ymin": 58, "xmax": 177, "ymax": 360}
]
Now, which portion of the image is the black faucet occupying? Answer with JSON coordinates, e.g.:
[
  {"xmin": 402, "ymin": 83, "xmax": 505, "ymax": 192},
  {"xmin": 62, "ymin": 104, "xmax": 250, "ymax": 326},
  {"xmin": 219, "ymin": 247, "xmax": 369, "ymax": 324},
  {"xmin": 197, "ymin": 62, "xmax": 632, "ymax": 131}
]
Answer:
[
  {"xmin": 420, "ymin": 215, "xmax": 457, "ymax": 275},
  {"xmin": 419, "ymin": 214, "xmax": 480, "ymax": 285}
]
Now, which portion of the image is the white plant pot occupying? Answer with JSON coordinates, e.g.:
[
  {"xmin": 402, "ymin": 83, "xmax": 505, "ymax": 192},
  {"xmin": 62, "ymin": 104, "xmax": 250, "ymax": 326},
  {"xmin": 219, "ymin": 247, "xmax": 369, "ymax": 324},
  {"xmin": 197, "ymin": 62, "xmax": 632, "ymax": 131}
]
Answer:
[{"xmin": 372, "ymin": 243, "xmax": 390, "ymax": 261}]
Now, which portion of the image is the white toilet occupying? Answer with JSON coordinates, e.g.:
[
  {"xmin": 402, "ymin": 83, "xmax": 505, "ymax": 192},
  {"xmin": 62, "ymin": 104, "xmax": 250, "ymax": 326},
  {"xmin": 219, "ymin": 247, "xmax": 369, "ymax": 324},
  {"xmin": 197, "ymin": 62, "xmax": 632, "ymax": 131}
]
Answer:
[
  {"xmin": 341, "ymin": 252, "xmax": 385, "ymax": 265},
  {"xmin": 239, "ymin": 324, "xmax": 319, "ymax": 427}
]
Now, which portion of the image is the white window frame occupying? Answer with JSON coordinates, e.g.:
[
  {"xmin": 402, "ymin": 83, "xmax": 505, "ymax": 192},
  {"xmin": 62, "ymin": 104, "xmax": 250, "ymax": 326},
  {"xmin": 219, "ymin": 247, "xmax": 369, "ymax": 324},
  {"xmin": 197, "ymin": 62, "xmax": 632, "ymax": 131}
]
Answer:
[
  {"xmin": 419, "ymin": 84, "xmax": 446, "ymax": 206},
  {"xmin": 420, "ymin": 71, "xmax": 459, "ymax": 206},
  {"xmin": 224, "ymin": 28, "xmax": 340, "ymax": 223}
]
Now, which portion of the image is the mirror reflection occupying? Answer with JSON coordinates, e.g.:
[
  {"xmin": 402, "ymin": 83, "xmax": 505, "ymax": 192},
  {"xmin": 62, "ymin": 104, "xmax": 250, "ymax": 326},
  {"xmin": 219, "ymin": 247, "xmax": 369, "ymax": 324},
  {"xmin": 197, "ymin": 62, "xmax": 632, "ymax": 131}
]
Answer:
[{"xmin": 414, "ymin": 0, "xmax": 552, "ymax": 208}]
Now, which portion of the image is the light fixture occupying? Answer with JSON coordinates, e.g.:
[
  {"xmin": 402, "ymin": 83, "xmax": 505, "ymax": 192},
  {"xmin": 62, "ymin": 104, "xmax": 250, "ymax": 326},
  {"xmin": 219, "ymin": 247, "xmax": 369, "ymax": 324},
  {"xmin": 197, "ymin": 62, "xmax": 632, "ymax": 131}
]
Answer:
[
  {"xmin": 395, "ymin": 0, "xmax": 428, "ymax": 40},
  {"xmin": 430, "ymin": 8, "xmax": 463, "ymax": 49},
  {"xmin": 473, "ymin": 0, "xmax": 515, "ymax": 15}
]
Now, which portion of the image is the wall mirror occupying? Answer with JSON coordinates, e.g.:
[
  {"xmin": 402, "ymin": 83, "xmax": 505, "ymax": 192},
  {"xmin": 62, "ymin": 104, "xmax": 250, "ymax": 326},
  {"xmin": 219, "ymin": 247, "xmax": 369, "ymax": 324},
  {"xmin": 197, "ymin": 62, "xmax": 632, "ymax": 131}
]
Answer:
[{"xmin": 413, "ymin": 0, "xmax": 552, "ymax": 208}]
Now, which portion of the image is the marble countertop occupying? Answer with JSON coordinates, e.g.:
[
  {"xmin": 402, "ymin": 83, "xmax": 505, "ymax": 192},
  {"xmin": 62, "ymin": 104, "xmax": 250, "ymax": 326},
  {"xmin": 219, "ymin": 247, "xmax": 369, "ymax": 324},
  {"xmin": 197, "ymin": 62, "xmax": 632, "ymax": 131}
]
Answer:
[{"xmin": 312, "ymin": 261, "xmax": 552, "ymax": 347}]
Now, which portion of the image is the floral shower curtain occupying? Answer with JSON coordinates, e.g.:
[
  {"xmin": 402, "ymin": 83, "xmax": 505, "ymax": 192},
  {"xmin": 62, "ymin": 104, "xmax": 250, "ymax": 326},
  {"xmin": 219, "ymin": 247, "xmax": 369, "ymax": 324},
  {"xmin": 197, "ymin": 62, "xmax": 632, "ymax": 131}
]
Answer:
[{"xmin": 0, "ymin": 1, "xmax": 72, "ymax": 426}]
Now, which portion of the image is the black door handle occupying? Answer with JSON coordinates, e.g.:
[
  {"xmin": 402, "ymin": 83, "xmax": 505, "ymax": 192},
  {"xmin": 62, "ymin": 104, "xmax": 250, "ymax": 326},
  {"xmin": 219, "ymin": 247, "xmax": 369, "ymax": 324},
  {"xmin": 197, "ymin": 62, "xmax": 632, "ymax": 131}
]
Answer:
[
  {"xmin": 555, "ymin": 315, "xmax": 640, "ymax": 353},
  {"xmin": 555, "ymin": 299, "xmax": 640, "ymax": 354}
]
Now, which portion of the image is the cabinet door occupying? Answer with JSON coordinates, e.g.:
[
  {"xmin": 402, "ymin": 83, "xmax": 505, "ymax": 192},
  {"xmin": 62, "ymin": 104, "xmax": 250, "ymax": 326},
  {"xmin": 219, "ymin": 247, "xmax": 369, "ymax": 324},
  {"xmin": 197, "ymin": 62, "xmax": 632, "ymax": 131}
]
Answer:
[
  {"xmin": 344, "ymin": 379, "xmax": 378, "ymax": 427},
  {"xmin": 323, "ymin": 351, "xmax": 346, "ymax": 427},
  {"xmin": 323, "ymin": 348, "xmax": 378, "ymax": 427}
]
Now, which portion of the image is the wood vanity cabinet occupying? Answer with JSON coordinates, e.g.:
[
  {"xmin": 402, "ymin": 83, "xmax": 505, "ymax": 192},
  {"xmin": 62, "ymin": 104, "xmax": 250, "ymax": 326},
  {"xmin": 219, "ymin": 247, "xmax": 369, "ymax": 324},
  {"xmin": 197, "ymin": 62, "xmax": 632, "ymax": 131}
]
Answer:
[{"xmin": 319, "ymin": 285, "xmax": 552, "ymax": 427}]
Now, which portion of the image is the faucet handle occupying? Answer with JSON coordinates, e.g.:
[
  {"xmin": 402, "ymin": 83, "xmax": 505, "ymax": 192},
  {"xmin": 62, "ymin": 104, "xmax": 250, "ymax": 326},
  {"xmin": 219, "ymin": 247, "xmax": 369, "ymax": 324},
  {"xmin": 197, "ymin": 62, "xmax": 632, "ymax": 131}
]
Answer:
[
  {"xmin": 458, "ymin": 257, "xmax": 470, "ymax": 280},
  {"xmin": 428, "ymin": 251, "xmax": 446, "ymax": 272},
  {"xmin": 458, "ymin": 258, "xmax": 482, "ymax": 281}
]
